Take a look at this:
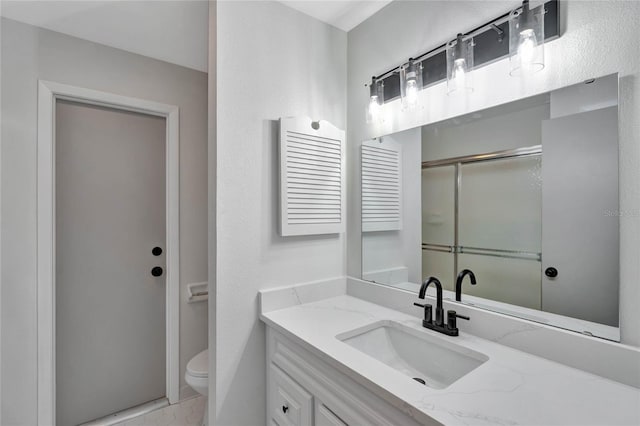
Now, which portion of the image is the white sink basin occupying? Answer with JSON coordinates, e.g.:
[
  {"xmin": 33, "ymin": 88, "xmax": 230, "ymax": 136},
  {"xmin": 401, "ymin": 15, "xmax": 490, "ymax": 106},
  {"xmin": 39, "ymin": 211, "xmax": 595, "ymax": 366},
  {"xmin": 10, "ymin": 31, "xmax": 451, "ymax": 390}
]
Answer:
[{"xmin": 337, "ymin": 321, "xmax": 489, "ymax": 389}]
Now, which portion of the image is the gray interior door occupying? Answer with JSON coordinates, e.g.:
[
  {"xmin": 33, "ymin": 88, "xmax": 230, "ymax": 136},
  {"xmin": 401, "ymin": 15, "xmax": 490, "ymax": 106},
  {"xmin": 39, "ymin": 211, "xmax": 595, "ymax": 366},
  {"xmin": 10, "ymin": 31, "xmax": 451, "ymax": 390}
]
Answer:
[
  {"xmin": 56, "ymin": 100, "xmax": 167, "ymax": 426},
  {"xmin": 541, "ymin": 106, "xmax": 619, "ymax": 326}
]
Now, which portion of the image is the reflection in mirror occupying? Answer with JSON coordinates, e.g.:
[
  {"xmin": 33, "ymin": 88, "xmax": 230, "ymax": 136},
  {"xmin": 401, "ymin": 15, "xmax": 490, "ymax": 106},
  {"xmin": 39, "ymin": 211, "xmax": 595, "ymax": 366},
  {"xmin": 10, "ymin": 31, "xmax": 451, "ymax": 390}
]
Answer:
[{"xmin": 361, "ymin": 73, "xmax": 620, "ymax": 341}]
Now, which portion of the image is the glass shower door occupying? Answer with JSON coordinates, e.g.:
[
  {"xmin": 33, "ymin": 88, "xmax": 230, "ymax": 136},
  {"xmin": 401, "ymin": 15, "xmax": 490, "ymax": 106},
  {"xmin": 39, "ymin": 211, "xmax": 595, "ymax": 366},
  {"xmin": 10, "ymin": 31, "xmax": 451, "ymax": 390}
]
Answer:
[
  {"xmin": 421, "ymin": 166, "xmax": 455, "ymax": 291},
  {"xmin": 457, "ymin": 156, "xmax": 542, "ymax": 309}
]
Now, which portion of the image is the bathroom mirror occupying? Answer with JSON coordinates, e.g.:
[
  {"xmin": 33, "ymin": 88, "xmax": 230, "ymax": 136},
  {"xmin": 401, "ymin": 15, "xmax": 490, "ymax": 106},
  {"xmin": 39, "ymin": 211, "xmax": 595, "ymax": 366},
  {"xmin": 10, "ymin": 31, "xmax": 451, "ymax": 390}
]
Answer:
[{"xmin": 361, "ymin": 73, "xmax": 620, "ymax": 341}]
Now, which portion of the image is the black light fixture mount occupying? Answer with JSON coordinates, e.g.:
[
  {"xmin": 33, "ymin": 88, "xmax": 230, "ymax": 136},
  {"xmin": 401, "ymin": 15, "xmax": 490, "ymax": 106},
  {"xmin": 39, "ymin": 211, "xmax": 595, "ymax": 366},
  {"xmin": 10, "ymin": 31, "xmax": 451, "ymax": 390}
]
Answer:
[{"xmin": 490, "ymin": 24, "xmax": 505, "ymax": 43}]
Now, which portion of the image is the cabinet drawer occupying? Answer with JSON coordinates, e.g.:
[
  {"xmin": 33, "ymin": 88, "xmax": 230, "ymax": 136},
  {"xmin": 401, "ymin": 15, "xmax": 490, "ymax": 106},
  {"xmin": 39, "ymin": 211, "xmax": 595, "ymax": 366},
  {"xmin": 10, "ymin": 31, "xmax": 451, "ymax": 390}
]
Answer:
[
  {"xmin": 315, "ymin": 401, "xmax": 347, "ymax": 426},
  {"xmin": 270, "ymin": 364, "xmax": 313, "ymax": 426}
]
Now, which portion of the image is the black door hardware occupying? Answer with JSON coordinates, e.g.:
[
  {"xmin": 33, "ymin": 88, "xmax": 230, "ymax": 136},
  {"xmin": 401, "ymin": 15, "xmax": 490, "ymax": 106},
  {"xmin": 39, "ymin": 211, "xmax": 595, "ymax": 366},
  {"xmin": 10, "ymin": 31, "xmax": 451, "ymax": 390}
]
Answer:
[
  {"xmin": 282, "ymin": 405, "xmax": 289, "ymax": 414},
  {"xmin": 151, "ymin": 267, "xmax": 163, "ymax": 277},
  {"xmin": 545, "ymin": 267, "xmax": 558, "ymax": 278},
  {"xmin": 152, "ymin": 246, "xmax": 163, "ymax": 256}
]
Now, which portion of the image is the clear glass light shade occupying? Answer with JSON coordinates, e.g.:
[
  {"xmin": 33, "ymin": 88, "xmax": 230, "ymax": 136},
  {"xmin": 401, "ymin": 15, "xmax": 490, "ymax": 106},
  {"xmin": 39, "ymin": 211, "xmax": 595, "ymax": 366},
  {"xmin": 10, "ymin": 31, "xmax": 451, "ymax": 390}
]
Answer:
[
  {"xmin": 400, "ymin": 59, "xmax": 423, "ymax": 111},
  {"xmin": 366, "ymin": 79, "xmax": 384, "ymax": 124},
  {"xmin": 509, "ymin": 1, "xmax": 545, "ymax": 76},
  {"xmin": 446, "ymin": 35, "xmax": 474, "ymax": 94}
]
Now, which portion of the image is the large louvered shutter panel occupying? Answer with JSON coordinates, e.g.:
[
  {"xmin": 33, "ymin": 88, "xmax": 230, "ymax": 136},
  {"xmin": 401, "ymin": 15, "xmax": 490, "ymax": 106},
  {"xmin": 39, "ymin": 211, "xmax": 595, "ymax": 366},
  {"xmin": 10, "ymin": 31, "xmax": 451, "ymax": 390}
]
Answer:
[
  {"xmin": 279, "ymin": 117, "xmax": 345, "ymax": 236},
  {"xmin": 361, "ymin": 139, "xmax": 402, "ymax": 232}
]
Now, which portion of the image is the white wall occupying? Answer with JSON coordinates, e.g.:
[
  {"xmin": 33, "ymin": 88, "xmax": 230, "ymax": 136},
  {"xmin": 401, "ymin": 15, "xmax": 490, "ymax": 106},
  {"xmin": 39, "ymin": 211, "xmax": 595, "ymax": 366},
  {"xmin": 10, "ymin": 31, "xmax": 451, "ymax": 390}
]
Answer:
[
  {"xmin": 207, "ymin": 0, "xmax": 217, "ymax": 422},
  {"xmin": 362, "ymin": 127, "xmax": 421, "ymax": 284},
  {"xmin": 0, "ymin": 18, "xmax": 209, "ymax": 424},
  {"xmin": 347, "ymin": 0, "xmax": 640, "ymax": 346},
  {"xmin": 550, "ymin": 72, "xmax": 618, "ymax": 118},
  {"xmin": 214, "ymin": 1, "xmax": 347, "ymax": 424}
]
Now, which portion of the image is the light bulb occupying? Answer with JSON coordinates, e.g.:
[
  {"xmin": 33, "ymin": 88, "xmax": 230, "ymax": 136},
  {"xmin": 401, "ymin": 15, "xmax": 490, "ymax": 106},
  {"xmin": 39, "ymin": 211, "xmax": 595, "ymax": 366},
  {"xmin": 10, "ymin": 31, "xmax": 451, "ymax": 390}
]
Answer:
[
  {"xmin": 447, "ymin": 34, "xmax": 473, "ymax": 94},
  {"xmin": 451, "ymin": 58, "xmax": 467, "ymax": 91},
  {"xmin": 509, "ymin": 1, "xmax": 545, "ymax": 76},
  {"xmin": 517, "ymin": 29, "xmax": 538, "ymax": 67},
  {"xmin": 367, "ymin": 95, "xmax": 381, "ymax": 124},
  {"xmin": 405, "ymin": 78, "xmax": 418, "ymax": 108},
  {"xmin": 401, "ymin": 60, "xmax": 422, "ymax": 111}
]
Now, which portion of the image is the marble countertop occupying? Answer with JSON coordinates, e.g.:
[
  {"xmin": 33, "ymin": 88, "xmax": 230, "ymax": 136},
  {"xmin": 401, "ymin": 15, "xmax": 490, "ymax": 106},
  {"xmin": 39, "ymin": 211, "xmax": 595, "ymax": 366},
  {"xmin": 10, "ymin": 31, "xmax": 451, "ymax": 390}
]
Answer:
[{"xmin": 261, "ymin": 295, "xmax": 640, "ymax": 426}]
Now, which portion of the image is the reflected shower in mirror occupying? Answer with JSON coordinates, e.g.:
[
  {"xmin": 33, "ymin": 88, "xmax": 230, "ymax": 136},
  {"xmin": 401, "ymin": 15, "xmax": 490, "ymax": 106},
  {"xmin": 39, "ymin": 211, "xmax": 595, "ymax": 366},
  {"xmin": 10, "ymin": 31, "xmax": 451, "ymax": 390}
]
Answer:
[{"xmin": 361, "ymin": 73, "xmax": 620, "ymax": 341}]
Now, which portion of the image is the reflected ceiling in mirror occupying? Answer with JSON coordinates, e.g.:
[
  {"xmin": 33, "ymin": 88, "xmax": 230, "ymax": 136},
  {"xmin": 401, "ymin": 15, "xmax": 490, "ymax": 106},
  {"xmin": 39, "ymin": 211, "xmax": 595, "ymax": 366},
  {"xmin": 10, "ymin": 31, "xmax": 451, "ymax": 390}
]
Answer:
[{"xmin": 360, "ymin": 73, "xmax": 620, "ymax": 341}]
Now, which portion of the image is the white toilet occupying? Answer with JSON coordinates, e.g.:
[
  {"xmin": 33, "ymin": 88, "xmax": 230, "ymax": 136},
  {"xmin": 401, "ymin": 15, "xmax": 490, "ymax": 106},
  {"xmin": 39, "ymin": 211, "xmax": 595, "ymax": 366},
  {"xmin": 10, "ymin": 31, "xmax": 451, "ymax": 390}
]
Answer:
[{"xmin": 185, "ymin": 349, "xmax": 208, "ymax": 425}]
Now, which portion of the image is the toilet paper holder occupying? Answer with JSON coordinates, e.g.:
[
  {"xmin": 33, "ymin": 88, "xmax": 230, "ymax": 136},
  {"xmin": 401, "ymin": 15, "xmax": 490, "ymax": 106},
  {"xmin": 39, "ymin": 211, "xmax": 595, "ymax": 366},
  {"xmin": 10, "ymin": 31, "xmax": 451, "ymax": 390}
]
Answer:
[{"xmin": 187, "ymin": 282, "xmax": 208, "ymax": 303}]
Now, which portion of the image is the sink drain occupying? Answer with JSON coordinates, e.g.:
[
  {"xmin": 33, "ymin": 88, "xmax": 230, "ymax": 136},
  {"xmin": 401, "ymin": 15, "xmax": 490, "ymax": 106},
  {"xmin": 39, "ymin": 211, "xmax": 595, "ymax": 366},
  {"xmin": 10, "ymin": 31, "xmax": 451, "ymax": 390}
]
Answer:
[{"xmin": 412, "ymin": 377, "xmax": 426, "ymax": 385}]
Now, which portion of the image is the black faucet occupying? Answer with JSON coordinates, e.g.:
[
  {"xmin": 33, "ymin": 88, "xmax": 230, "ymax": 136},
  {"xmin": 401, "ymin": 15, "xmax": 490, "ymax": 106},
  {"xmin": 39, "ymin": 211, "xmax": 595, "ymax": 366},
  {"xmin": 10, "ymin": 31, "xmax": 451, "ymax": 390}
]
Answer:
[
  {"xmin": 455, "ymin": 269, "xmax": 477, "ymax": 302},
  {"xmin": 414, "ymin": 276, "xmax": 469, "ymax": 336},
  {"xmin": 419, "ymin": 277, "xmax": 445, "ymax": 326}
]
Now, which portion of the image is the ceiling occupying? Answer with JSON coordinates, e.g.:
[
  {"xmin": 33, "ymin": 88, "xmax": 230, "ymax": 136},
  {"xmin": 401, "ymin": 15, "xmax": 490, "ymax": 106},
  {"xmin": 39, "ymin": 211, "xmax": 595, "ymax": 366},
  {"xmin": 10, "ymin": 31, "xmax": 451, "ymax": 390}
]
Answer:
[
  {"xmin": 0, "ymin": 0, "xmax": 391, "ymax": 71},
  {"xmin": 278, "ymin": 0, "xmax": 392, "ymax": 31},
  {"xmin": 0, "ymin": 0, "xmax": 209, "ymax": 72}
]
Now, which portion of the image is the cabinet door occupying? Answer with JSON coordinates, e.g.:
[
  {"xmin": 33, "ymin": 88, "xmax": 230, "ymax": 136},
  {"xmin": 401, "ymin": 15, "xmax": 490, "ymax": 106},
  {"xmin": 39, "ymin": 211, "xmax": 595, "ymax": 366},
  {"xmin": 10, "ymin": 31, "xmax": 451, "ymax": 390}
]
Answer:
[
  {"xmin": 315, "ymin": 401, "xmax": 347, "ymax": 426},
  {"xmin": 270, "ymin": 364, "xmax": 313, "ymax": 426}
]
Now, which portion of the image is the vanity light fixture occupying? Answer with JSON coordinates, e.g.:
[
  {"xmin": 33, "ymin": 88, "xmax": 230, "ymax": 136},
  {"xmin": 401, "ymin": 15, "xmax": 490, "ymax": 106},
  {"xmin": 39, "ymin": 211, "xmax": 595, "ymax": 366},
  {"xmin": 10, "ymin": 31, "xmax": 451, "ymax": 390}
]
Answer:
[
  {"xmin": 363, "ymin": 0, "xmax": 559, "ymax": 125},
  {"xmin": 400, "ymin": 58, "xmax": 423, "ymax": 111},
  {"xmin": 447, "ymin": 33, "xmax": 474, "ymax": 94},
  {"xmin": 509, "ymin": 0, "xmax": 545, "ymax": 76},
  {"xmin": 366, "ymin": 76, "xmax": 384, "ymax": 124}
]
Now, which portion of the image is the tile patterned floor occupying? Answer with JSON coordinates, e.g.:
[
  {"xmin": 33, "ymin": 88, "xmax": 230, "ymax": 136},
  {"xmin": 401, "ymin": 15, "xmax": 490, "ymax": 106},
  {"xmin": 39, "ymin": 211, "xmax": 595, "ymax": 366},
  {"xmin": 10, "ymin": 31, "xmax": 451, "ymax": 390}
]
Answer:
[{"xmin": 114, "ymin": 396, "xmax": 205, "ymax": 426}]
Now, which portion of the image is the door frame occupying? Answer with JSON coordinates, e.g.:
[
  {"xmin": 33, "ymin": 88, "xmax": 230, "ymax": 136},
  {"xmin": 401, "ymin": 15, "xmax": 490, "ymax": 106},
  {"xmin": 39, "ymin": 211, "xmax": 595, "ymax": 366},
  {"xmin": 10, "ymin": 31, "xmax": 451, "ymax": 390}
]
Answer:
[{"xmin": 37, "ymin": 80, "xmax": 180, "ymax": 424}]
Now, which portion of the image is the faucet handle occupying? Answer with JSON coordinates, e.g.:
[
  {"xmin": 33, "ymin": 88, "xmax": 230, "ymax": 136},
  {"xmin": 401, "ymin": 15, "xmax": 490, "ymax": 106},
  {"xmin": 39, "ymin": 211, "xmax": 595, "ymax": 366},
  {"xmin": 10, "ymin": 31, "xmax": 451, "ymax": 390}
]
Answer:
[
  {"xmin": 446, "ymin": 310, "xmax": 469, "ymax": 332},
  {"xmin": 414, "ymin": 303, "xmax": 433, "ymax": 324}
]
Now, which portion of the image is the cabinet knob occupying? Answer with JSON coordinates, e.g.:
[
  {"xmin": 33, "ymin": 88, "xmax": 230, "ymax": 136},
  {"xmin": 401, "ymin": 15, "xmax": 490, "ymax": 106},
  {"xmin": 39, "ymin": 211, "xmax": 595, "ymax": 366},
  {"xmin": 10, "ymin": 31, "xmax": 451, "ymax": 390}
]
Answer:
[
  {"xmin": 282, "ymin": 405, "xmax": 289, "ymax": 414},
  {"xmin": 151, "ymin": 266, "xmax": 163, "ymax": 277},
  {"xmin": 152, "ymin": 246, "xmax": 163, "ymax": 256},
  {"xmin": 545, "ymin": 267, "xmax": 558, "ymax": 278}
]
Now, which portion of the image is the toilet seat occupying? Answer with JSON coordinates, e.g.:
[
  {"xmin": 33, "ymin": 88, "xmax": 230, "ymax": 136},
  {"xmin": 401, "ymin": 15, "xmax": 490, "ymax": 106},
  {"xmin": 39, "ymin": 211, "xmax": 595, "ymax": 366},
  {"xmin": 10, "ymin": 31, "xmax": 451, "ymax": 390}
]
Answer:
[
  {"xmin": 186, "ymin": 349, "xmax": 208, "ymax": 378},
  {"xmin": 185, "ymin": 349, "xmax": 209, "ymax": 424}
]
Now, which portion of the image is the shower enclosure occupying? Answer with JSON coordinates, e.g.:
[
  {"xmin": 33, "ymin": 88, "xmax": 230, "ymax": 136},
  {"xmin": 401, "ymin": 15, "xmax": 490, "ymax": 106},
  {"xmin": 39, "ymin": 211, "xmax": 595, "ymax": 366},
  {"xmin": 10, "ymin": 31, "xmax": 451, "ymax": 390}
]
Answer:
[{"xmin": 421, "ymin": 146, "xmax": 543, "ymax": 310}]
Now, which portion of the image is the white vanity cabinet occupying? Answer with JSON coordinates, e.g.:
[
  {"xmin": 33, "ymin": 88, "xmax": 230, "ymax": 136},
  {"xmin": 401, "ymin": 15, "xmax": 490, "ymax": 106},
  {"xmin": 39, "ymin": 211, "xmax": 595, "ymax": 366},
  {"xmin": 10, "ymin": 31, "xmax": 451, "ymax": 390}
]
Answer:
[{"xmin": 266, "ymin": 327, "xmax": 423, "ymax": 426}]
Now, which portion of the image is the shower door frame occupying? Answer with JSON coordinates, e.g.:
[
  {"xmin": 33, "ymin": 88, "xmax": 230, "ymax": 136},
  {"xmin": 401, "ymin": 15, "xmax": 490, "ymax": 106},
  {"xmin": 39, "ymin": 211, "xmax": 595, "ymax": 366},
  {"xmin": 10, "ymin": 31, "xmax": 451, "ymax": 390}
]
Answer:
[
  {"xmin": 421, "ymin": 145, "xmax": 543, "ymax": 288},
  {"xmin": 36, "ymin": 80, "xmax": 181, "ymax": 425}
]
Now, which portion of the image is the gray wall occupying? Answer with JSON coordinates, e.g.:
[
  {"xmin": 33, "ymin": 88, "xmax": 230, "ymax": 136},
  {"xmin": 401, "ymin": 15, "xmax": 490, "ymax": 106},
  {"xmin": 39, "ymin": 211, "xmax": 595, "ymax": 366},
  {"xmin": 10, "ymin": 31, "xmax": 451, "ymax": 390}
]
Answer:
[
  {"xmin": 214, "ymin": 1, "xmax": 346, "ymax": 424},
  {"xmin": 1, "ymin": 18, "xmax": 208, "ymax": 424},
  {"xmin": 347, "ymin": 0, "xmax": 640, "ymax": 346}
]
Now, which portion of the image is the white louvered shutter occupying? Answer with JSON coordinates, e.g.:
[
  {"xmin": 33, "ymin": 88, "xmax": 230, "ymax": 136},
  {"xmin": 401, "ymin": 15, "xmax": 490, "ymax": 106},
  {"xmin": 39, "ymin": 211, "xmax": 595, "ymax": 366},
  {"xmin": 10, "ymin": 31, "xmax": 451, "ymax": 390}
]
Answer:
[
  {"xmin": 279, "ymin": 117, "xmax": 346, "ymax": 236},
  {"xmin": 361, "ymin": 139, "xmax": 402, "ymax": 232}
]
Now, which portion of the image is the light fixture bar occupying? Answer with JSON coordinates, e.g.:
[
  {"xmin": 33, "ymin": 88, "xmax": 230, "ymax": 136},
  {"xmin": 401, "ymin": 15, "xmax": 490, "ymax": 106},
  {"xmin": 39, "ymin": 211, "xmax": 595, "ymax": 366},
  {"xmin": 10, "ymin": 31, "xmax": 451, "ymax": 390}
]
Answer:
[
  {"xmin": 371, "ymin": 7, "xmax": 516, "ymax": 83},
  {"xmin": 370, "ymin": 0, "xmax": 559, "ymax": 102}
]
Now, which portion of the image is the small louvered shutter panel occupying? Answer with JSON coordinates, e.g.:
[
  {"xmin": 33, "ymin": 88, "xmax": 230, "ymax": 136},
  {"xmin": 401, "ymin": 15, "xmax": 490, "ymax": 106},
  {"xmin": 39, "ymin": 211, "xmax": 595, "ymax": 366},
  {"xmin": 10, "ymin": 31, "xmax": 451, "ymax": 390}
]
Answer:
[
  {"xmin": 279, "ymin": 117, "xmax": 345, "ymax": 236},
  {"xmin": 361, "ymin": 139, "xmax": 402, "ymax": 232}
]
